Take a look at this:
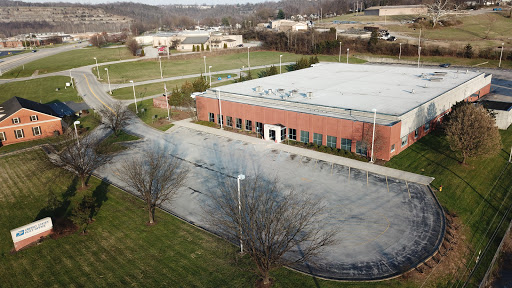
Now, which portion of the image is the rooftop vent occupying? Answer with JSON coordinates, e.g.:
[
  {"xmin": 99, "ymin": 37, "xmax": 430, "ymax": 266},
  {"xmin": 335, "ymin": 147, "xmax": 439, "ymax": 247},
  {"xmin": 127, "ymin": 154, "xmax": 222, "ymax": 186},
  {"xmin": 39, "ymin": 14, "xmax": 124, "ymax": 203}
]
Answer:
[
  {"xmin": 277, "ymin": 88, "xmax": 285, "ymax": 93},
  {"xmin": 430, "ymin": 77, "xmax": 443, "ymax": 82},
  {"xmin": 411, "ymin": 89, "xmax": 415, "ymax": 94},
  {"xmin": 434, "ymin": 72, "xmax": 447, "ymax": 76},
  {"xmin": 255, "ymin": 86, "xmax": 263, "ymax": 92},
  {"xmin": 307, "ymin": 92, "xmax": 313, "ymax": 99}
]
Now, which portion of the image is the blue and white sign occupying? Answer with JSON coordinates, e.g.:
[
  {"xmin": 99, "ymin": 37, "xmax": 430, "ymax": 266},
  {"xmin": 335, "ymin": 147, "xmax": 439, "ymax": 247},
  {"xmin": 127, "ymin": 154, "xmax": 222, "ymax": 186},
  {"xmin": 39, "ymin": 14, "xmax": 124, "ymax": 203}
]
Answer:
[{"xmin": 10, "ymin": 217, "xmax": 53, "ymax": 243}]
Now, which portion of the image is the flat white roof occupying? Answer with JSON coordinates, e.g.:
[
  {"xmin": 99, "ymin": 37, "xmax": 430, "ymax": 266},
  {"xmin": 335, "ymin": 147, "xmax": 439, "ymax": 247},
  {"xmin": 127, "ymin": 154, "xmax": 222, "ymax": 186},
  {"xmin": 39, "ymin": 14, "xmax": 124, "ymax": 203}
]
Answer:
[{"xmin": 215, "ymin": 63, "xmax": 483, "ymax": 116}]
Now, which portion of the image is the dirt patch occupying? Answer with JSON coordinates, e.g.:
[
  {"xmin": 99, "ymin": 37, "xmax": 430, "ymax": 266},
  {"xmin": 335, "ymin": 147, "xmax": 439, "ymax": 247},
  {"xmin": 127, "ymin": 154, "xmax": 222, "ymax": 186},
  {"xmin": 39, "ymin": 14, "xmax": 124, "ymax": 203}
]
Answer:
[
  {"xmin": 487, "ymin": 228, "xmax": 512, "ymax": 288},
  {"xmin": 171, "ymin": 109, "xmax": 194, "ymax": 121},
  {"xmin": 400, "ymin": 212, "xmax": 471, "ymax": 286}
]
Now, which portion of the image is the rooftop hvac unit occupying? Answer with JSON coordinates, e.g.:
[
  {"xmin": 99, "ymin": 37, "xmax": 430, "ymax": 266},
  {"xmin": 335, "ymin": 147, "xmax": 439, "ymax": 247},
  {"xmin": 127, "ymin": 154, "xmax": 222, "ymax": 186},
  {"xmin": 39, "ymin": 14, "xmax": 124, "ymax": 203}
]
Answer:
[
  {"xmin": 307, "ymin": 92, "xmax": 313, "ymax": 99},
  {"xmin": 430, "ymin": 77, "xmax": 443, "ymax": 82},
  {"xmin": 411, "ymin": 89, "xmax": 415, "ymax": 94},
  {"xmin": 277, "ymin": 88, "xmax": 285, "ymax": 93},
  {"xmin": 434, "ymin": 72, "xmax": 447, "ymax": 76},
  {"xmin": 268, "ymin": 88, "xmax": 273, "ymax": 94},
  {"xmin": 255, "ymin": 86, "xmax": 263, "ymax": 92}
]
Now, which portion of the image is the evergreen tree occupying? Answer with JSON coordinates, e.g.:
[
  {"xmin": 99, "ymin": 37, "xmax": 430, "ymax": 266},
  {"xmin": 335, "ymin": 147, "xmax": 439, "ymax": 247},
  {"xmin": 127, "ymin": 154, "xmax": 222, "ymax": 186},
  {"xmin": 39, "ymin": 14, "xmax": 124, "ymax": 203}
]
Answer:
[{"xmin": 277, "ymin": 9, "xmax": 285, "ymax": 19}]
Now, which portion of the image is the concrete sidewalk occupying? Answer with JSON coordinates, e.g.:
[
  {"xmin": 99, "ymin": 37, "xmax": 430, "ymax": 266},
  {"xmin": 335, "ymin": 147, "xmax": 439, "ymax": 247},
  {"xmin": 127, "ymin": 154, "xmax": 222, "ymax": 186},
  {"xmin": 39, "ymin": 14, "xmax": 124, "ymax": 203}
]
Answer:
[{"xmin": 170, "ymin": 118, "xmax": 435, "ymax": 185}]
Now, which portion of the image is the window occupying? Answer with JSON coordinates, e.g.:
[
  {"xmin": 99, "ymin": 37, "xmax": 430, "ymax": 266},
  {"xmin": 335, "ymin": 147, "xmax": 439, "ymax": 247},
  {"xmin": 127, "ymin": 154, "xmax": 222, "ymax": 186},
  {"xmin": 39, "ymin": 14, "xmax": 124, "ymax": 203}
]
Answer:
[
  {"xmin": 288, "ymin": 128, "xmax": 296, "ymax": 140},
  {"xmin": 281, "ymin": 127, "xmax": 286, "ymax": 141},
  {"xmin": 391, "ymin": 144, "xmax": 395, "ymax": 153},
  {"xmin": 256, "ymin": 122, "xmax": 263, "ymax": 136},
  {"xmin": 12, "ymin": 117, "xmax": 20, "ymax": 124},
  {"xmin": 30, "ymin": 115, "xmax": 38, "ymax": 121},
  {"xmin": 414, "ymin": 129, "xmax": 419, "ymax": 138},
  {"xmin": 0, "ymin": 132, "xmax": 6, "ymax": 142},
  {"xmin": 245, "ymin": 120, "xmax": 252, "ymax": 131},
  {"xmin": 208, "ymin": 113, "xmax": 215, "ymax": 122},
  {"xmin": 236, "ymin": 118, "xmax": 242, "ymax": 129},
  {"xmin": 340, "ymin": 138, "xmax": 352, "ymax": 151},
  {"xmin": 32, "ymin": 126, "xmax": 42, "ymax": 136},
  {"xmin": 425, "ymin": 122, "xmax": 430, "ymax": 132},
  {"xmin": 300, "ymin": 131, "xmax": 309, "ymax": 143},
  {"xmin": 356, "ymin": 141, "xmax": 367, "ymax": 156},
  {"xmin": 217, "ymin": 114, "xmax": 223, "ymax": 125},
  {"xmin": 14, "ymin": 129, "xmax": 24, "ymax": 139},
  {"xmin": 226, "ymin": 116, "xmax": 233, "ymax": 127},
  {"xmin": 326, "ymin": 136, "xmax": 337, "ymax": 148},
  {"xmin": 313, "ymin": 133, "xmax": 323, "ymax": 145},
  {"xmin": 401, "ymin": 136, "xmax": 408, "ymax": 147}
]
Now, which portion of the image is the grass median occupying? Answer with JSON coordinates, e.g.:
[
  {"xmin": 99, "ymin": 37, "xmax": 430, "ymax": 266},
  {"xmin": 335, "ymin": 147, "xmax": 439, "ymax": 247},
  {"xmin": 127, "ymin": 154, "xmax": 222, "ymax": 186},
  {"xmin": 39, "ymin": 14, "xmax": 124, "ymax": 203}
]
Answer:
[
  {"xmin": 128, "ymin": 99, "xmax": 175, "ymax": 131},
  {"xmin": 1, "ymin": 47, "xmax": 135, "ymax": 79}
]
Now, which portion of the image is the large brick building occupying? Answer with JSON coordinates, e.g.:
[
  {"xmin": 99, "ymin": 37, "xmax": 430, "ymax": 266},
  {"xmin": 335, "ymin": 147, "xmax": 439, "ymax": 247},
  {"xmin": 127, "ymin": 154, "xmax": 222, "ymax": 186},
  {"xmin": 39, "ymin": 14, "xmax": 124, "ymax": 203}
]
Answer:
[
  {"xmin": 0, "ymin": 97, "xmax": 63, "ymax": 146},
  {"xmin": 196, "ymin": 63, "xmax": 491, "ymax": 161}
]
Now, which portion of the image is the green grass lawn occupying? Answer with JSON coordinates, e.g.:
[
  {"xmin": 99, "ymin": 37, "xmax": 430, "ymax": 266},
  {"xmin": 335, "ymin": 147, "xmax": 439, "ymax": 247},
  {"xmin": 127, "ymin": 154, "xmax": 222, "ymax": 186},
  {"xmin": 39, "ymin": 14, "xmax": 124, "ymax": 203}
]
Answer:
[
  {"xmin": 128, "ymin": 99, "xmax": 175, "ymax": 131},
  {"xmin": 0, "ymin": 149, "xmax": 414, "ymax": 287},
  {"xmin": 0, "ymin": 47, "xmax": 135, "ymax": 79},
  {"xmin": 386, "ymin": 127, "xmax": 512, "ymax": 285},
  {"xmin": 98, "ymin": 130, "xmax": 140, "ymax": 153},
  {"xmin": 112, "ymin": 78, "xmax": 194, "ymax": 100},
  {"xmin": 96, "ymin": 51, "xmax": 359, "ymax": 84},
  {"xmin": 0, "ymin": 76, "xmax": 81, "ymax": 104}
]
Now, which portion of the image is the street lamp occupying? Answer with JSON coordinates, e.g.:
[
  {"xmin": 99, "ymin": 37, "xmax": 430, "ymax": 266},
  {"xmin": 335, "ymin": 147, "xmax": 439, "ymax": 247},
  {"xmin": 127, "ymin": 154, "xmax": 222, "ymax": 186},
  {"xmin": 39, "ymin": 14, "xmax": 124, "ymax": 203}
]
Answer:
[
  {"xmin": 159, "ymin": 56, "xmax": 163, "ymax": 79},
  {"xmin": 93, "ymin": 57, "xmax": 100, "ymax": 79},
  {"xmin": 499, "ymin": 43, "xmax": 504, "ymax": 68},
  {"xmin": 104, "ymin": 68, "xmax": 112, "ymax": 94},
  {"xmin": 73, "ymin": 120, "xmax": 80, "ymax": 146},
  {"xmin": 418, "ymin": 46, "xmax": 422, "ymax": 68},
  {"xmin": 279, "ymin": 55, "xmax": 283, "ymax": 74},
  {"xmin": 69, "ymin": 68, "xmax": 74, "ymax": 88},
  {"xmin": 339, "ymin": 42, "xmax": 342, "ymax": 62},
  {"xmin": 209, "ymin": 65, "xmax": 212, "ymax": 87},
  {"xmin": 370, "ymin": 109, "xmax": 377, "ymax": 163},
  {"xmin": 247, "ymin": 47, "xmax": 250, "ymax": 69},
  {"xmin": 130, "ymin": 80, "xmax": 138, "ymax": 114},
  {"xmin": 399, "ymin": 43, "xmax": 402, "ymax": 60},
  {"xmin": 237, "ymin": 174, "xmax": 245, "ymax": 254},
  {"xmin": 346, "ymin": 48, "xmax": 349, "ymax": 64},
  {"xmin": 203, "ymin": 56, "xmax": 206, "ymax": 74}
]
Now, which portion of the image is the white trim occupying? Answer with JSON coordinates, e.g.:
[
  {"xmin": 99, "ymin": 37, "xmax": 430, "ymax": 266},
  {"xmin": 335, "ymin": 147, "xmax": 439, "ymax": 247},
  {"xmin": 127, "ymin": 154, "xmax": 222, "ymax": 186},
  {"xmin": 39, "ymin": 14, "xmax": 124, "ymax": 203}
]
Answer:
[
  {"xmin": 30, "ymin": 115, "xmax": 38, "ymax": 121},
  {"xmin": 0, "ymin": 131, "xmax": 6, "ymax": 141},
  {"xmin": 14, "ymin": 129, "xmax": 24, "ymax": 139},
  {"xmin": 12, "ymin": 117, "xmax": 20, "ymax": 124},
  {"xmin": 32, "ymin": 126, "xmax": 42, "ymax": 136},
  {"xmin": 0, "ymin": 108, "xmax": 60, "ymax": 125},
  {"xmin": 0, "ymin": 118, "xmax": 60, "ymax": 130}
]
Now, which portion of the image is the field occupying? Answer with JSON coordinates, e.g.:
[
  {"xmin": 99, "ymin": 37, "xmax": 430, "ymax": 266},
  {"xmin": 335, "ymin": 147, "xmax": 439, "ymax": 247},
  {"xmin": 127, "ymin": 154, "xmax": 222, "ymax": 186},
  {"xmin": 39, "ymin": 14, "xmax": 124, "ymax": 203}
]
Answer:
[
  {"xmin": 0, "ymin": 76, "xmax": 80, "ymax": 103},
  {"xmin": 0, "ymin": 149, "xmax": 410, "ymax": 288},
  {"xmin": 386, "ymin": 127, "xmax": 512, "ymax": 285},
  {"xmin": 0, "ymin": 47, "xmax": 135, "ymax": 79},
  {"xmin": 128, "ymin": 99, "xmax": 175, "ymax": 131},
  {"xmin": 96, "ymin": 51, "xmax": 365, "ymax": 84}
]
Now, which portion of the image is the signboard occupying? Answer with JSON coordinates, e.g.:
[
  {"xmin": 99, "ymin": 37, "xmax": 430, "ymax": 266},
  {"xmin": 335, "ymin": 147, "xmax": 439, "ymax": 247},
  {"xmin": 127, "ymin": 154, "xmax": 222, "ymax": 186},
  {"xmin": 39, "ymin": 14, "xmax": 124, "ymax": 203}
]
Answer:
[{"xmin": 10, "ymin": 217, "xmax": 53, "ymax": 243}]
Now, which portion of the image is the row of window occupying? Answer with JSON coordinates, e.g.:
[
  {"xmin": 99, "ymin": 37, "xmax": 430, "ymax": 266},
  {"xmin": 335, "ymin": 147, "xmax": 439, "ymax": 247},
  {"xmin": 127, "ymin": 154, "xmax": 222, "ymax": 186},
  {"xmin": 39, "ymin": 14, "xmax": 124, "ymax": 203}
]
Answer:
[
  {"xmin": 0, "ymin": 126, "xmax": 42, "ymax": 142},
  {"xmin": 398, "ymin": 121, "xmax": 432, "ymax": 151},
  {"xmin": 11, "ymin": 115, "xmax": 39, "ymax": 125}
]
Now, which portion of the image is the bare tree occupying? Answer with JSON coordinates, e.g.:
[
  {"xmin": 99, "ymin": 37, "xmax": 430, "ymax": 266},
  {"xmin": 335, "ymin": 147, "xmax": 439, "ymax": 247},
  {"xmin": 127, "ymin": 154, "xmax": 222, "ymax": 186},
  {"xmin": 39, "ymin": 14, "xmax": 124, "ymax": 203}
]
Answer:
[
  {"xmin": 116, "ymin": 151, "xmax": 189, "ymax": 224},
  {"xmin": 361, "ymin": 122, "xmax": 386, "ymax": 160},
  {"xmin": 99, "ymin": 101, "xmax": 131, "ymax": 136},
  {"xmin": 205, "ymin": 175, "xmax": 335, "ymax": 287},
  {"xmin": 126, "ymin": 38, "xmax": 141, "ymax": 56},
  {"xmin": 445, "ymin": 103, "xmax": 501, "ymax": 164},
  {"xmin": 426, "ymin": 0, "xmax": 453, "ymax": 28},
  {"xmin": 49, "ymin": 134, "xmax": 112, "ymax": 188}
]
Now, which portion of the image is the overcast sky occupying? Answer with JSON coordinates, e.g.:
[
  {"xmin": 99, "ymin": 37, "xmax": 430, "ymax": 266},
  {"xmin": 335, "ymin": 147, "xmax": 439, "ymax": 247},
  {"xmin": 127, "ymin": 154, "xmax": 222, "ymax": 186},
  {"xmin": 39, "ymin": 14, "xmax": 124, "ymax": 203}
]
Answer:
[{"xmin": 22, "ymin": 0, "xmax": 273, "ymax": 5}]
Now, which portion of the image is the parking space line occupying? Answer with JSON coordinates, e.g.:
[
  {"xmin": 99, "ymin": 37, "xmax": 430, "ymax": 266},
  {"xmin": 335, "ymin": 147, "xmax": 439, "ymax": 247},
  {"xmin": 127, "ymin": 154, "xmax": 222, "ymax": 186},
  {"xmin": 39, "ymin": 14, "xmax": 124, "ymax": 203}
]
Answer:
[
  {"xmin": 367, "ymin": 171, "xmax": 369, "ymax": 186},
  {"xmin": 348, "ymin": 167, "xmax": 351, "ymax": 182},
  {"xmin": 406, "ymin": 181, "xmax": 411, "ymax": 199},
  {"xmin": 331, "ymin": 163, "xmax": 334, "ymax": 175},
  {"xmin": 386, "ymin": 176, "xmax": 389, "ymax": 193}
]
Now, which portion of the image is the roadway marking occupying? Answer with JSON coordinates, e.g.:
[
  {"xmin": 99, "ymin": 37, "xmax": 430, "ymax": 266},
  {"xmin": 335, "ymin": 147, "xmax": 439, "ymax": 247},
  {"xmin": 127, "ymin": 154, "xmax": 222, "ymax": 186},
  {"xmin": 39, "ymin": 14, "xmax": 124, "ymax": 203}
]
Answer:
[
  {"xmin": 348, "ymin": 167, "xmax": 351, "ymax": 182},
  {"xmin": 367, "ymin": 171, "xmax": 369, "ymax": 186},
  {"xmin": 386, "ymin": 176, "xmax": 389, "ymax": 193},
  {"xmin": 406, "ymin": 181, "xmax": 411, "ymax": 199},
  {"xmin": 300, "ymin": 177, "xmax": 312, "ymax": 182},
  {"xmin": 83, "ymin": 74, "xmax": 114, "ymax": 113},
  {"xmin": 331, "ymin": 163, "xmax": 334, "ymax": 175}
]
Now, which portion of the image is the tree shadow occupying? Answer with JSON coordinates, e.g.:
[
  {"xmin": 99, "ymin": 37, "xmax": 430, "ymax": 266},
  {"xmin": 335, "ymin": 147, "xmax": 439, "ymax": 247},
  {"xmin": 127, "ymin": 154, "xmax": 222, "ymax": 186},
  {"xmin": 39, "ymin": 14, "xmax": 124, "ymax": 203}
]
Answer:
[
  {"xmin": 90, "ymin": 179, "xmax": 109, "ymax": 219},
  {"xmin": 35, "ymin": 176, "xmax": 78, "ymax": 221}
]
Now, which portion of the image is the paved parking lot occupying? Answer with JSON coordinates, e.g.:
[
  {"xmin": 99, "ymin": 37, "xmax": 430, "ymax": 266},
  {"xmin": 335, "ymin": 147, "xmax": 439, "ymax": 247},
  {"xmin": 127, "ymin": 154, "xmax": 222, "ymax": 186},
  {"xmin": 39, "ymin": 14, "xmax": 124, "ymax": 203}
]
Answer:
[{"xmin": 97, "ymin": 126, "xmax": 445, "ymax": 280}]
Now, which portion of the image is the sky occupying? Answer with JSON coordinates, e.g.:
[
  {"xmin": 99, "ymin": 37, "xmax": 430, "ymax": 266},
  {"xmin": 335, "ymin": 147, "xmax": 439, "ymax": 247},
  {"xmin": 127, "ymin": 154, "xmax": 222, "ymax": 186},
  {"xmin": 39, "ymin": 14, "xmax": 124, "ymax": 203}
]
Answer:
[{"xmin": 22, "ymin": 0, "xmax": 272, "ymax": 5}]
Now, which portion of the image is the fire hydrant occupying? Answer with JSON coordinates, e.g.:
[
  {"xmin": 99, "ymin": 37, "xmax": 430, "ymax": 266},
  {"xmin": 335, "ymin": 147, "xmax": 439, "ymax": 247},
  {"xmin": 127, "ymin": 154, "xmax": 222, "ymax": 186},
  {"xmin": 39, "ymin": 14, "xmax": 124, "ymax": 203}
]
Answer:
[{"xmin": 439, "ymin": 185, "xmax": 443, "ymax": 192}]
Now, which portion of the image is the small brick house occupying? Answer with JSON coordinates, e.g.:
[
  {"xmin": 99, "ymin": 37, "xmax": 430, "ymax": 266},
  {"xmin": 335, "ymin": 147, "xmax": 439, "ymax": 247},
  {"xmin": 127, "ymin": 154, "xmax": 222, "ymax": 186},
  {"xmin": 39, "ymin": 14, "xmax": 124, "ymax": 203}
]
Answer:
[{"xmin": 0, "ymin": 97, "xmax": 63, "ymax": 146}]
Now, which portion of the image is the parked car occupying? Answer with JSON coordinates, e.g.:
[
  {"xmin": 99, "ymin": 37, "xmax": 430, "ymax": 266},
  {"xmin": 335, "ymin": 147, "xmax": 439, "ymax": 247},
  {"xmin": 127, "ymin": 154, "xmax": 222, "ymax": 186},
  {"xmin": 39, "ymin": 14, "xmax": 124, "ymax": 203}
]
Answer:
[
  {"xmin": 31, "ymin": 50, "xmax": 37, "ymax": 53},
  {"xmin": 387, "ymin": 36, "xmax": 397, "ymax": 41},
  {"xmin": 440, "ymin": 63, "xmax": 451, "ymax": 68},
  {"xmin": 237, "ymin": 44, "xmax": 244, "ymax": 47}
]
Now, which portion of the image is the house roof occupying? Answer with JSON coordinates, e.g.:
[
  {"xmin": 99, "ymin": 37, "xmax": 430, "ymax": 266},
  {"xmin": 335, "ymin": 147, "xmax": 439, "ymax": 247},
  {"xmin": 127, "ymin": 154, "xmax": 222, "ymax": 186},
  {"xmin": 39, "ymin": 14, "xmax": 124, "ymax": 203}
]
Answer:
[
  {"xmin": 48, "ymin": 101, "xmax": 90, "ymax": 117},
  {"xmin": 0, "ymin": 96, "xmax": 58, "ymax": 123},
  {"xmin": 181, "ymin": 36, "xmax": 209, "ymax": 44}
]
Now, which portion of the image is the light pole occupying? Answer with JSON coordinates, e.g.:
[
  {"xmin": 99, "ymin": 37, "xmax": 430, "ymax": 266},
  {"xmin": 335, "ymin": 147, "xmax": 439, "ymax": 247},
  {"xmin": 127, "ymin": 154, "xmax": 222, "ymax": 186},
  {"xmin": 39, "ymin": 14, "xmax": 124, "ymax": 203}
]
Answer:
[
  {"xmin": 247, "ymin": 47, "xmax": 250, "ymax": 69},
  {"xmin": 69, "ymin": 68, "xmax": 74, "ymax": 88},
  {"xmin": 93, "ymin": 57, "xmax": 100, "ymax": 79},
  {"xmin": 209, "ymin": 65, "xmax": 212, "ymax": 87},
  {"xmin": 73, "ymin": 120, "xmax": 80, "ymax": 146},
  {"xmin": 418, "ymin": 46, "xmax": 421, "ymax": 68},
  {"xmin": 399, "ymin": 43, "xmax": 402, "ymax": 60},
  {"xmin": 203, "ymin": 55, "xmax": 206, "ymax": 74},
  {"xmin": 339, "ymin": 42, "xmax": 342, "ymax": 62},
  {"xmin": 217, "ymin": 89, "xmax": 223, "ymax": 129},
  {"xmin": 279, "ymin": 55, "xmax": 283, "ymax": 74},
  {"xmin": 237, "ymin": 174, "xmax": 245, "ymax": 254},
  {"xmin": 499, "ymin": 43, "xmax": 504, "ymax": 68},
  {"xmin": 164, "ymin": 83, "xmax": 170, "ymax": 121},
  {"xmin": 370, "ymin": 109, "xmax": 377, "ymax": 163},
  {"xmin": 159, "ymin": 56, "xmax": 163, "ymax": 79},
  {"xmin": 104, "ymin": 68, "xmax": 112, "ymax": 94},
  {"xmin": 346, "ymin": 48, "xmax": 349, "ymax": 64},
  {"xmin": 130, "ymin": 80, "xmax": 138, "ymax": 113}
]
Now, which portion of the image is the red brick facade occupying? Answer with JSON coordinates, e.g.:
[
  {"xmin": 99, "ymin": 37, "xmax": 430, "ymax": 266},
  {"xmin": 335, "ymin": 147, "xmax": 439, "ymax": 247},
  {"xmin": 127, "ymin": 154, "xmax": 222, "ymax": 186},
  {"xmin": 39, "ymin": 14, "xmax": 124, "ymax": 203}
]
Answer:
[
  {"xmin": 13, "ymin": 229, "xmax": 53, "ymax": 251},
  {"xmin": 0, "ymin": 108, "xmax": 62, "ymax": 146}
]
